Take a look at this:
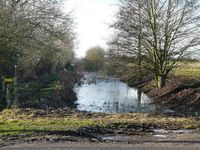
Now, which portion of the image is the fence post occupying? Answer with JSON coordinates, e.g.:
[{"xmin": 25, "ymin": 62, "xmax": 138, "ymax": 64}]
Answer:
[
  {"xmin": 13, "ymin": 64, "xmax": 18, "ymax": 105},
  {"xmin": 2, "ymin": 76, "xmax": 5, "ymax": 92},
  {"xmin": 6, "ymin": 85, "xmax": 11, "ymax": 108}
]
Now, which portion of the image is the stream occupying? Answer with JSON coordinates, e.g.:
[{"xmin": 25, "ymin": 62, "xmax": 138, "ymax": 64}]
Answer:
[
  {"xmin": 75, "ymin": 73, "xmax": 157, "ymax": 113},
  {"xmin": 74, "ymin": 74, "xmax": 196, "ymax": 142}
]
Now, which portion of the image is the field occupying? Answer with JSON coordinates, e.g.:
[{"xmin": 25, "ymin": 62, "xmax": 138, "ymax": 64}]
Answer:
[{"xmin": 172, "ymin": 61, "xmax": 200, "ymax": 77}]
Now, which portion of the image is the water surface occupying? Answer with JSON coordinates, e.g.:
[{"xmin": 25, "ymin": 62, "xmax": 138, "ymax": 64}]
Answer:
[{"xmin": 75, "ymin": 73, "xmax": 156, "ymax": 113}]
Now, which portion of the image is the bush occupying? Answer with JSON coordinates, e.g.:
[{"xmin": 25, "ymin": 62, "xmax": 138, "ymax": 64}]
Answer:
[{"xmin": 51, "ymin": 70, "xmax": 83, "ymax": 108}]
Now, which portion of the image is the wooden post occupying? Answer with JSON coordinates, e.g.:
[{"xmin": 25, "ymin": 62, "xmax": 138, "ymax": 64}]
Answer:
[
  {"xmin": 14, "ymin": 64, "xmax": 18, "ymax": 105},
  {"xmin": 6, "ymin": 85, "xmax": 11, "ymax": 108},
  {"xmin": 2, "ymin": 76, "xmax": 5, "ymax": 92}
]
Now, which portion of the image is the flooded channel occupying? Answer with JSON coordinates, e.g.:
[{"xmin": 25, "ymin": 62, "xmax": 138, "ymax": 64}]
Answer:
[{"xmin": 75, "ymin": 73, "xmax": 156, "ymax": 113}]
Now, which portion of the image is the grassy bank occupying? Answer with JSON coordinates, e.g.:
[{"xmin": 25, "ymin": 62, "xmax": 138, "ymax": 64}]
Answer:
[{"xmin": 0, "ymin": 108, "xmax": 200, "ymax": 137}]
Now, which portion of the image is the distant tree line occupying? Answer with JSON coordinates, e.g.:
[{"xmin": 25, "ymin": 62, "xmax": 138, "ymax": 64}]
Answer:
[{"xmin": 83, "ymin": 46, "xmax": 105, "ymax": 72}]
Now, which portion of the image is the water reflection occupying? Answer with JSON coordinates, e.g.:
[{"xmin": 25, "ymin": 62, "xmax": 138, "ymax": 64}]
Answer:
[{"xmin": 75, "ymin": 73, "xmax": 156, "ymax": 113}]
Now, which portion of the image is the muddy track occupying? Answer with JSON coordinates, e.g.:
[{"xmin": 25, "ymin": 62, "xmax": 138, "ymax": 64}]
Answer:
[
  {"xmin": 0, "ymin": 124, "xmax": 154, "ymax": 148},
  {"xmin": 2, "ymin": 122, "xmax": 200, "ymax": 148}
]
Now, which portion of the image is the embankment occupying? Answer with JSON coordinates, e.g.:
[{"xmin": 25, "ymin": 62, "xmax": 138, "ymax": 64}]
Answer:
[{"xmin": 143, "ymin": 77, "xmax": 200, "ymax": 116}]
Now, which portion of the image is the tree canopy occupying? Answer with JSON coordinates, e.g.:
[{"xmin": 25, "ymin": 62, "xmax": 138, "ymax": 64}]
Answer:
[
  {"xmin": 0, "ymin": 0, "xmax": 75, "ymax": 78},
  {"xmin": 109, "ymin": 0, "xmax": 200, "ymax": 88},
  {"xmin": 83, "ymin": 46, "xmax": 105, "ymax": 72}
]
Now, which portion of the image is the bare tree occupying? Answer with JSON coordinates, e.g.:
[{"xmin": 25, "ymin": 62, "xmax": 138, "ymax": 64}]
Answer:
[
  {"xmin": 108, "ymin": 0, "xmax": 149, "ymax": 83},
  {"xmin": 0, "ymin": 0, "xmax": 75, "ymax": 77},
  {"xmin": 110, "ymin": 0, "xmax": 200, "ymax": 88}
]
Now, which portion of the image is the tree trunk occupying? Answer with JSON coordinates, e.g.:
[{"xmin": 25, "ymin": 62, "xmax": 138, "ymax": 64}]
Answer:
[
  {"xmin": 137, "ymin": 89, "xmax": 142, "ymax": 112},
  {"xmin": 156, "ymin": 75, "xmax": 166, "ymax": 89}
]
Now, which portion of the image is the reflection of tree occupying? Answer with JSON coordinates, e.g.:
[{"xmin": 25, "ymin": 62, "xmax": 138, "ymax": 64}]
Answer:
[
  {"xmin": 115, "ymin": 101, "xmax": 119, "ymax": 113},
  {"xmin": 137, "ymin": 89, "xmax": 142, "ymax": 112}
]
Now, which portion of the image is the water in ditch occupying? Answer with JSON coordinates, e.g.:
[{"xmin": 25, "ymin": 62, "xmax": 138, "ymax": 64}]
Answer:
[{"xmin": 75, "ymin": 73, "xmax": 156, "ymax": 113}]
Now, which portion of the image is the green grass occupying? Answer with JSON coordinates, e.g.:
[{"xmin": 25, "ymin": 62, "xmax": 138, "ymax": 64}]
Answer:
[
  {"xmin": 172, "ymin": 61, "xmax": 200, "ymax": 77},
  {"xmin": 0, "ymin": 109, "xmax": 200, "ymax": 137},
  {"xmin": 0, "ymin": 118, "xmax": 97, "ymax": 132},
  {"xmin": 0, "ymin": 109, "xmax": 102, "ymax": 136},
  {"xmin": 173, "ymin": 68, "xmax": 200, "ymax": 77}
]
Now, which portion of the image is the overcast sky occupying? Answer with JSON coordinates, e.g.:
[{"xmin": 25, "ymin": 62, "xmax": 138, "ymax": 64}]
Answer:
[{"xmin": 64, "ymin": 0, "xmax": 119, "ymax": 58}]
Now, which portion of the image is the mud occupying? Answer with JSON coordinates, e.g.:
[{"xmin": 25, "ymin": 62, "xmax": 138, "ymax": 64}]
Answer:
[
  {"xmin": 1, "ymin": 122, "xmax": 200, "ymax": 148},
  {"xmin": 1, "ymin": 127, "xmax": 200, "ymax": 148}
]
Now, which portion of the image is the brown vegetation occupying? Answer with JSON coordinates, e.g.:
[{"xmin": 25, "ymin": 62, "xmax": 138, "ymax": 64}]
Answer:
[{"xmin": 146, "ymin": 77, "xmax": 200, "ymax": 115}]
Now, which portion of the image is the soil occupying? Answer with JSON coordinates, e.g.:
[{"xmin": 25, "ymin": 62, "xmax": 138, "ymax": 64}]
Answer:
[
  {"xmin": 2, "ymin": 128, "xmax": 200, "ymax": 148},
  {"xmin": 145, "ymin": 77, "xmax": 200, "ymax": 116},
  {"xmin": 0, "ymin": 122, "xmax": 154, "ymax": 147}
]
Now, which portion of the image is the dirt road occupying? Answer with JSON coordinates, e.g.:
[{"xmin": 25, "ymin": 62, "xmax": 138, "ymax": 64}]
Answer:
[
  {"xmin": 2, "ymin": 142, "xmax": 200, "ymax": 150},
  {"xmin": 2, "ymin": 131, "xmax": 200, "ymax": 150}
]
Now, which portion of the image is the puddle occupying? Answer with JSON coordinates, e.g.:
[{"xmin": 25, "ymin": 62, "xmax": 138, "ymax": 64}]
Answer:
[
  {"xmin": 100, "ymin": 129, "xmax": 198, "ymax": 143},
  {"xmin": 172, "ymin": 130, "xmax": 196, "ymax": 134},
  {"xmin": 102, "ymin": 136, "xmax": 126, "ymax": 142},
  {"xmin": 100, "ymin": 135, "xmax": 170, "ymax": 143},
  {"xmin": 153, "ymin": 129, "xmax": 170, "ymax": 134},
  {"xmin": 154, "ymin": 135, "xmax": 168, "ymax": 138},
  {"xmin": 153, "ymin": 129, "xmax": 196, "ymax": 134}
]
